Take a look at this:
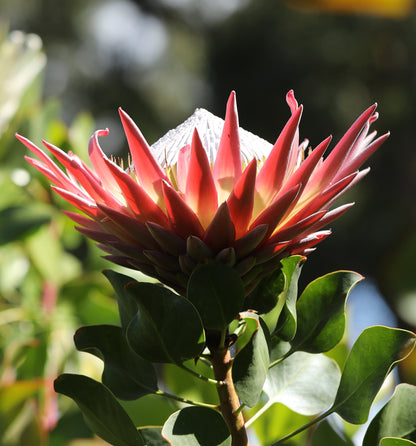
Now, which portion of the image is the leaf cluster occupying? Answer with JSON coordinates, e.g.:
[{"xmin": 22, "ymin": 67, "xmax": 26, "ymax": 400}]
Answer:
[{"xmin": 53, "ymin": 259, "xmax": 416, "ymax": 446}]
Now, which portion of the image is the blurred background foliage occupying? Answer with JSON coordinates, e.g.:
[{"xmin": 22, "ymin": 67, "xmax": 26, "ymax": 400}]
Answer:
[{"xmin": 0, "ymin": 0, "xmax": 416, "ymax": 444}]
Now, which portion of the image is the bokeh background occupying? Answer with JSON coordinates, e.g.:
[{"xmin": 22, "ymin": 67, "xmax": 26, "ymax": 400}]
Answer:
[{"xmin": 1, "ymin": 0, "xmax": 415, "ymax": 444}]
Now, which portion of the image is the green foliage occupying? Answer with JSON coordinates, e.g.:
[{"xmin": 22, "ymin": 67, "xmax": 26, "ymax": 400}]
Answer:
[
  {"xmin": 103, "ymin": 269, "xmax": 139, "ymax": 331},
  {"xmin": 233, "ymin": 313, "xmax": 270, "ymax": 407},
  {"xmin": 138, "ymin": 427, "xmax": 170, "ymax": 445},
  {"xmin": 162, "ymin": 406, "xmax": 231, "ymax": 446},
  {"xmin": 54, "ymin": 374, "xmax": 145, "ymax": 446},
  {"xmin": 10, "ymin": 243, "xmax": 413, "ymax": 446},
  {"xmin": 271, "ymin": 255, "xmax": 305, "ymax": 340},
  {"xmin": 74, "ymin": 324, "xmax": 158, "ymax": 400},
  {"xmin": 363, "ymin": 384, "xmax": 416, "ymax": 445},
  {"xmin": 265, "ymin": 352, "xmax": 341, "ymax": 415},
  {"xmin": 290, "ymin": 271, "xmax": 363, "ymax": 353},
  {"xmin": 126, "ymin": 282, "xmax": 205, "ymax": 363},
  {"xmin": 331, "ymin": 326, "xmax": 416, "ymax": 424},
  {"xmin": 379, "ymin": 439, "xmax": 416, "ymax": 446},
  {"xmin": 309, "ymin": 420, "xmax": 354, "ymax": 446},
  {"xmin": 187, "ymin": 262, "xmax": 245, "ymax": 330}
]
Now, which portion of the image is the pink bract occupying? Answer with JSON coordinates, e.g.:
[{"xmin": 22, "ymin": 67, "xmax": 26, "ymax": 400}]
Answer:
[{"xmin": 17, "ymin": 91, "xmax": 388, "ymax": 295}]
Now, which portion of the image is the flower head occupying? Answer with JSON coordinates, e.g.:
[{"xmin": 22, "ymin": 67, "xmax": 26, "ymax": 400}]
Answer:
[{"xmin": 18, "ymin": 91, "xmax": 388, "ymax": 294}]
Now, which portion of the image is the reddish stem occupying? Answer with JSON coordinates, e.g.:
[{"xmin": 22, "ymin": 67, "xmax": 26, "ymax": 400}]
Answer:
[{"xmin": 211, "ymin": 346, "xmax": 249, "ymax": 446}]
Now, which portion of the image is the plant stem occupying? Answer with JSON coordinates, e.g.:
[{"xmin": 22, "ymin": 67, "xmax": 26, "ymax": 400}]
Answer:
[
  {"xmin": 155, "ymin": 390, "xmax": 218, "ymax": 409},
  {"xmin": 270, "ymin": 410, "xmax": 331, "ymax": 445},
  {"xmin": 211, "ymin": 345, "xmax": 249, "ymax": 446},
  {"xmin": 178, "ymin": 363, "xmax": 221, "ymax": 385}
]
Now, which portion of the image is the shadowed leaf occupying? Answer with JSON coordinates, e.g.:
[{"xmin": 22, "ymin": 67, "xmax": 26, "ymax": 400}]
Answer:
[
  {"xmin": 187, "ymin": 262, "xmax": 245, "ymax": 330},
  {"xmin": 126, "ymin": 282, "xmax": 205, "ymax": 363},
  {"xmin": 54, "ymin": 374, "xmax": 144, "ymax": 446},
  {"xmin": 74, "ymin": 324, "xmax": 158, "ymax": 400}
]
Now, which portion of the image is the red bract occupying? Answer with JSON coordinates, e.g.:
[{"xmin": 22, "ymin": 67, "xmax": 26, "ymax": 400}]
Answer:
[{"xmin": 17, "ymin": 91, "xmax": 388, "ymax": 295}]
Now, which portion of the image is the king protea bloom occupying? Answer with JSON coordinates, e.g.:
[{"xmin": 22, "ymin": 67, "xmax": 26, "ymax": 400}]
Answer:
[{"xmin": 17, "ymin": 91, "xmax": 388, "ymax": 295}]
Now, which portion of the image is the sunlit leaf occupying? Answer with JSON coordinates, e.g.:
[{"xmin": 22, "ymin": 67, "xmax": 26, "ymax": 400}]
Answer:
[
  {"xmin": 162, "ymin": 406, "xmax": 231, "ymax": 446},
  {"xmin": 363, "ymin": 384, "xmax": 416, "ymax": 445},
  {"xmin": 273, "ymin": 255, "xmax": 305, "ymax": 340},
  {"xmin": 246, "ymin": 402, "xmax": 309, "ymax": 446},
  {"xmin": 332, "ymin": 326, "xmax": 416, "ymax": 424},
  {"xmin": 379, "ymin": 438, "xmax": 416, "ymax": 446},
  {"xmin": 290, "ymin": 271, "xmax": 362, "ymax": 353},
  {"xmin": 233, "ymin": 314, "xmax": 270, "ymax": 407},
  {"xmin": 265, "ymin": 352, "xmax": 340, "ymax": 415},
  {"xmin": 232, "ymin": 312, "xmax": 260, "ymax": 356}
]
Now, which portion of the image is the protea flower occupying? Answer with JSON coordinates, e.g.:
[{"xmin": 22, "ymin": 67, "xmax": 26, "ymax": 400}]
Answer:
[{"xmin": 17, "ymin": 91, "xmax": 387, "ymax": 295}]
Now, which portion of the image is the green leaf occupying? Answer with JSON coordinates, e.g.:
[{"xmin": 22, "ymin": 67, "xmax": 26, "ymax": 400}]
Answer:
[
  {"xmin": 310, "ymin": 420, "xmax": 354, "ymax": 446},
  {"xmin": 187, "ymin": 262, "xmax": 245, "ymax": 330},
  {"xmin": 54, "ymin": 374, "xmax": 144, "ymax": 446},
  {"xmin": 265, "ymin": 352, "xmax": 341, "ymax": 415},
  {"xmin": 126, "ymin": 282, "xmax": 205, "ymax": 363},
  {"xmin": 273, "ymin": 255, "xmax": 305, "ymax": 340},
  {"xmin": 103, "ymin": 270, "xmax": 138, "ymax": 331},
  {"xmin": 332, "ymin": 326, "xmax": 416, "ymax": 424},
  {"xmin": 232, "ymin": 312, "xmax": 260, "ymax": 356},
  {"xmin": 363, "ymin": 384, "xmax": 416, "ymax": 445},
  {"xmin": 243, "ymin": 267, "xmax": 285, "ymax": 315},
  {"xmin": 233, "ymin": 314, "xmax": 270, "ymax": 407},
  {"xmin": 162, "ymin": 406, "xmax": 231, "ymax": 445},
  {"xmin": 379, "ymin": 439, "xmax": 416, "ymax": 446},
  {"xmin": 74, "ymin": 324, "xmax": 158, "ymax": 400},
  {"xmin": 290, "ymin": 271, "xmax": 363, "ymax": 353},
  {"xmin": 246, "ymin": 402, "xmax": 310, "ymax": 446},
  {"xmin": 138, "ymin": 427, "xmax": 170, "ymax": 445}
]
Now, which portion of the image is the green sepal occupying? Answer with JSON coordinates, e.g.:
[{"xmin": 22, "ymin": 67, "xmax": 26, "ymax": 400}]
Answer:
[
  {"xmin": 54, "ymin": 374, "xmax": 144, "ymax": 446},
  {"xmin": 126, "ymin": 282, "xmax": 205, "ymax": 363},
  {"xmin": 74, "ymin": 324, "xmax": 158, "ymax": 400},
  {"xmin": 233, "ymin": 313, "xmax": 270, "ymax": 407},
  {"xmin": 290, "ymin": 271, "xmax": 363, "ymax": 353},
  {"xmin": 187, "ymin": 262, "xmax": 245, "ymax": 330},
  {"xmin": 331, "ymin": 326, "xmax": 416, "ymax": 424},
  {"xmin": 162, "ymin": 406, "xmax": 231, "ymax": 445},
  {"xmin": 363, "ymin": 383, "xmax": 416, "ymax": 445}
]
